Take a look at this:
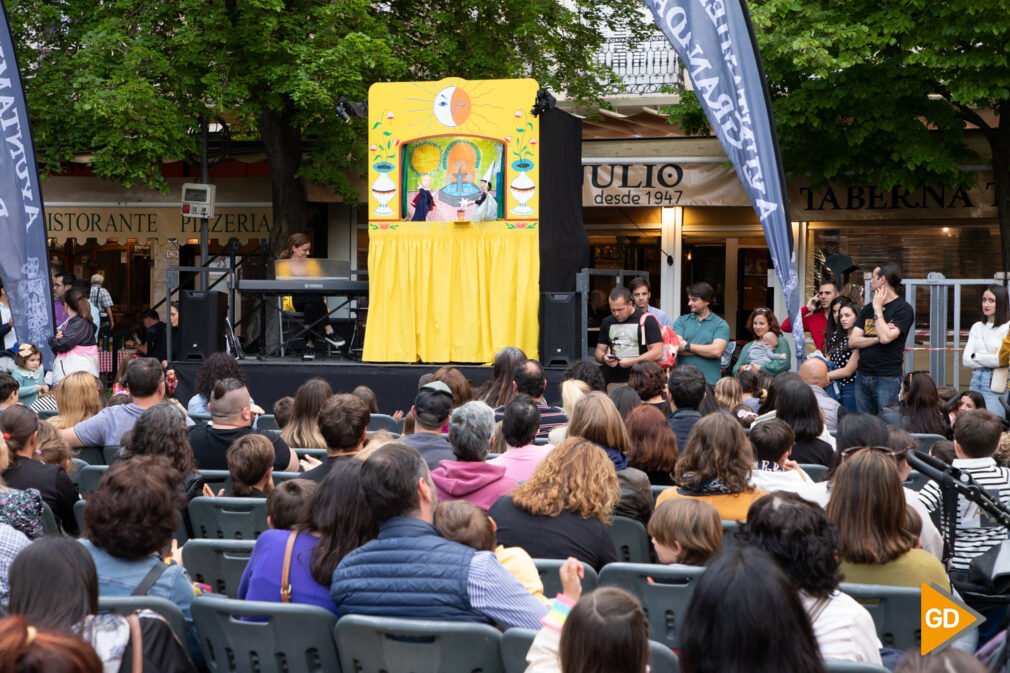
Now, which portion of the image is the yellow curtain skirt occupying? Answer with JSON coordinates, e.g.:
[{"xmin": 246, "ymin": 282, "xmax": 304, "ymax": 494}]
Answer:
[{"xmin": 363, "ymin": 222, "xmax": 540, "ymax": 363}]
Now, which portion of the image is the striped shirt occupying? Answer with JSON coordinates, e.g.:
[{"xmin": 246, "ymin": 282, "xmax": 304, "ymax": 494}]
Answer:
[
  {"xmin": 467, "ymin": 551, "xmax": 549, "ymax": 629},
  {"xmin": 494, "ymin": 402, "xmax": 568, "ymax": 441},
  {"xmin": 918, "ymin": 457, "xmax": 1010, "ymax": 572}
]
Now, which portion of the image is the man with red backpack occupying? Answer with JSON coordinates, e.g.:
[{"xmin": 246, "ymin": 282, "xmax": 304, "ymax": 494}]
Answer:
[{"xmin": 595, "ymin": 286, "xmax": 664, "ymax": 391}]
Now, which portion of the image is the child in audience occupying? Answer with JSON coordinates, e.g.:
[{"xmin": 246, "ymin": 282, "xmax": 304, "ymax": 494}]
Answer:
[
  {"xmin": 0, "ymin": 373, "xmax": 18, "ymax": 411},
  {"xmin": 746, "ymin": 331, "xmax": 788, "ymax": 370},
  {"xmin": 434, "ymin": 500, "xmax": 550, "ymax": 606},
  {"xmin": 35, "ymin": 421, "xmax": 73, "ymax": 475},
  {"xmin": 265, "ymin": 479, "xmax": 316, "ymax": 530},
  {"xmin": 930, "ymin": 439, "xmax": 956, "ymax": 465},
  {"xmin": 647, "ymin": 499, "xmax": 722, "ymax": 566},
  {"xmin": 10, "ymin": 344, "xmax": 47, "ymax": 407},
  {"xmin": 226, "ymin": 434, "xmax": 275, "ymax": 498},
  {"xmin": 272, "ymin": 396, "xmax": 294, "ymax": 430}
]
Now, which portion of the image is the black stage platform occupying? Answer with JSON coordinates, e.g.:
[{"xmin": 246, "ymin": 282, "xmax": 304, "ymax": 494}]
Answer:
[{"xmin": 173, "ymin": 358, "xmax": 568, "ymax": 413}]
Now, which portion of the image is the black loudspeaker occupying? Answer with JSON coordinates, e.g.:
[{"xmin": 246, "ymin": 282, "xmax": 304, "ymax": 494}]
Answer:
[
  {"xmin": 178, "ymin": 290, "xmax": 227, "ymax": 361},
  {"xmin": 540, "ymin": 292, "xmax": 581, "ymax": 366}
]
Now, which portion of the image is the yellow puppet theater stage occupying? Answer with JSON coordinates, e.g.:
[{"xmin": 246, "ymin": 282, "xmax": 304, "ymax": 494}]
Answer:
[{"xmin": 363, "ymin": 78, "xmax": 541, "ymax": 363}]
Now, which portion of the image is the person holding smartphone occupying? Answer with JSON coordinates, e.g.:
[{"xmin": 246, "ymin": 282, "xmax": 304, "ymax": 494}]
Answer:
[{"xmin": 594, "ymin": 287, "xmax": 663, "ymax": 392}]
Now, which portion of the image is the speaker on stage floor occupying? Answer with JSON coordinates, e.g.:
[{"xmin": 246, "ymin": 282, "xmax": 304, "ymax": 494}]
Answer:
[
  {"xmin": 178, "ymin": 290, "xmax": 227, "ymax": 361},
  {"xmin": 540, "ymin": 292, "xmax": 581, "ymax": 366}
]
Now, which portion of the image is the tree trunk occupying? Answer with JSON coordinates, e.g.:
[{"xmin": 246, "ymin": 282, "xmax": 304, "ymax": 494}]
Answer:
[
  {"xmin": 992, "ymin": 101, "xmax": 1010, "ymax": 284},
  {"xmin": 258, "ymin": 102, "xmax": 306, "ymax": 261}
]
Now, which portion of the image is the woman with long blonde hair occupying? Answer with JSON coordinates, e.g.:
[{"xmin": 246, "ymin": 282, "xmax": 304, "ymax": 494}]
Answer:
[
  {"xmin": 48, "ymin": 372, "xmax": 103, "ymax": 430},
  {"xmin": 567, "ymin": 392, "xmax": 653, "ymax": 524},
  {"xmin": 547, "ymin": 379, "xmax": 590, "ymax": 445},
  {"xmin": 488, "ymin": 437, "xmax": 620, "ymax": 570},
  {"xmin": 281, "ymin": 378, "xmax": 333, "ymax": 449},
  {"xmin": 714, "ymin": 377, "xmax": 757, "ymax": 428}
]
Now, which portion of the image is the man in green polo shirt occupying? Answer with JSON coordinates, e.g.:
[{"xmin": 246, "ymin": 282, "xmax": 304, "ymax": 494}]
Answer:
[{"xmin": 673, "ymin": 282, "xmax": 730, "ymax": 384}]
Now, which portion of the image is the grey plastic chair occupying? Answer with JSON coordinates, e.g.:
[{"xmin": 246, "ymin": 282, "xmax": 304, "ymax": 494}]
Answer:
[
  {"xmin": 651, "ymin": 485, "xmax": 671, "ymax": 503},
  {"xmin": 721, "ymin": 520, "xmax": 739, "ymax": 551},
  {"xmin": 367, "ymin": 413, "xmax": 404, "ymax": 434},
  {"xmin": 40, "ymin": 502, "xmax": 62, "ymax": 536},
  {"xmin": 294, "ymin": 448, "xmax": 328, "ymax": 460},
  {"xmin": 799, "ymin": 463, "xmax": 829, "ymax": 483},
  {"xmin": 607, "ymin": 516, "xmax": 653, "ymax": 563},
  {"xmin": 533, "ymin": 559, "xmax": 599, "ymax": 599},
  {"xmin": 909, "ymin": 433, "xmax": 947, "ymax": 454},
  {"xmin": 99, "ymin": 596, "xmax": 187, "ymax": 646},
  {"xmin": 824, "ymin": 661, "xmax": 890, "ymax": 673},
  {"xmin": 102, "ymin": 445, "xmax": 123, "ymax": 464},
  {"xmin": 77, "ymin": 465, "xmax": 109, "ymax": 494},
  {"xmin": 69, "ymin": 458, "xmax": 89, "ymax": 487},
  {"xmin": 334, "ymin": 614, "xmax": 503, "ymax": 673},
  {"xmin": 187, "ymin": 497, "xmax": 268, "ymax": 540},
  {"xmin": 904, "ymin": 469, "xmax": 931, "ymax": 492},
  {"xmin": 198, "ymin": 470, "xmax": 233, "ymax": 495},
  {"xmin": 191, "ymin": 595, "xmax": 339, "ymax": 673},
  {"xmin": 190, "ymin": 413, "xmax": 213, "ymax": 424},
  {"xmin": 75, "ymin": 446, "xmax": 106, "ymax": 466},
  {"xmin": 182, "ymin": 539, "xmax": 255, "ymax": 598},
  {"xmin": 257, "ymin": 414, "xmax": 279, "ymax": 431},
  {"xmin": 599, "ymin": 562, "xmax": 705, "ymax": 649},
  {"xmin": 500, "ymin": 627, "xmax": 679, "ymax": 673},
  {"xmin": 73, "ymin": 499, "xmax": 87, "ymax": 533},
  {"xmin": 272, "ymin": 471, "xmax": 301, "ymax": 485},
  {"xmin": 840, "ymin": 582, "xmax": 921, "ymax": 650}
]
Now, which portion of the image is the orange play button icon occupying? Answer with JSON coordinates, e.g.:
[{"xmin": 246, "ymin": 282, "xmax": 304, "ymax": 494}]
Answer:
[{"xmin": 921, "ymin": 583, "xmax": 985, "ymax": 655}]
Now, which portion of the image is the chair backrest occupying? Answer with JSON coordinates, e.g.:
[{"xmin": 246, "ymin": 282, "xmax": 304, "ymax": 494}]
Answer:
[
  {"xmin": 367, "ymin": 413, "xmax": 404, "ymax": 434},
  {"xmin": 334, "ymin": 614, "xmax": 503, "ymax": 673},
  {"xmin": 102, "ymin": 446, "xmax": 123, "ymax": 465},
  {"xmin": 73, "ymin": 499, "xmax": 87, "ymax": 534},
  {"xmin": 533, "ymin": 559, "xmax": 599, "ymax": 598},
  {"xmin": 824, "ymin": 661, "xmax": 891, "ymax": 673},
  {"xmin": 909, "ymin": 433, "xmax": 947, "ymax": 454},
  {"xmin": 651, "ymin": 485, "xmax": 671, "ymax": 503},
  {"xmin": 533, "ymin": 436, "xmax": 550, "ymax": 446},
  {"xmin": 98, "ymin": 595, "xmax": 187, "ymax": 646},
  {"xmin": 599, "ymin": 562, "xmax": 705, "ymax": 649},
  {"xmin": 182, "ymin": 539, "xmax": 255, "ymax": 598},
  {"xmin": 75, "ymin": 446, "xmax": 106, "ymax": 466},
  {"xmin": 191, "ymin": 595, "xmax": 339, "ymax": 673},
  {"xmin": 257, "ymin": 414, "xmax": 279, "ymax": 431},
  {"xmin": 40, "ymin": 502, "xmax": 61, "ymax": 536},
  {"xmin": 721, "ymin": 520, "xmax": 739, "ymax": 551},
  {"xmin": 272, "ymin": 471, "xmax": 301, "ymax": 485},
  {"xmin": 37, "ymin": 409, "xmax": 58, "ymax": 420},
  {"xmin": 294, "ymin": 448, "xmax": 328, "ymax": 460},
  {"xmin": 77, "ymin": 465, "xmax": 110, "ymax": 494},
  {"xmin": 799, "ymin": 463, "xmax": 829, "ymax": 483},
  {"xmin": 190, "ymin": 413, "xmax": 213, "ymax": 424},
  {"xmin": 607, "ymin": 516, "xmax": 653, "ymax": 564},
  {"xmin": 199, "ymin": 470, "xmax": 233, "ymax": 495},
  {"xmin": 839, "ymin": 582, "xmax": 921, "ymax": 650},
  {"xmin": 69, "ymin": 458, "xmax": 89, "ymax": 486},
  {"xmin": 904, "ymin": 470, "xmax": 931, "ymax": 492},
  {"xmin": 501, "ymin": 627, "xmax": 679, "ymax": 673},
  {"xmin": 188, "ymin": 497, "xmax": 268, "ymax": 540}
]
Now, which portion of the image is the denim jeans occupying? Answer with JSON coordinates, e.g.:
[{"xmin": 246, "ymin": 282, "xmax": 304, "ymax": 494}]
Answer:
[
  {"xmin": 854, "ymin": 373, "xmax": 902, "ymax": 415},
  {"xmin": 829, "ymin": 382, "xmax": 858, "ymax": 414},
  {"xmin": 970, "ymin": 368, "xmax": 1008, "ymax": 419}
]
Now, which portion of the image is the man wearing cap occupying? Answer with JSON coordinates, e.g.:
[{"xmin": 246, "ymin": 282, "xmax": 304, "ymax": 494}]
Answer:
[{"xmin": 401, "ymin": 381, "xmax": 456, "ymax": 470}]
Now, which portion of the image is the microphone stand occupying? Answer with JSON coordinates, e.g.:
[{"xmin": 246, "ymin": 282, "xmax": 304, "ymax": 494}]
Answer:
[{"xmin": 907, "ymin": 450, "xmax": 1010, "ymax": 569}]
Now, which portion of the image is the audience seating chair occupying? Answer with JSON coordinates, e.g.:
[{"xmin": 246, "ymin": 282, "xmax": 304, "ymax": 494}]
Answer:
[
  {"xmin": 256, "ymin": 414, "xmax": 279, "ymax": 431},
  {"xmin": 904, "ymin": 470, "xmax": 931, "ymax": 492},
  {"xmin": 69, "ymin": 458, "xmax": 89, "ymax": 487},
  {"xmin": 599, "ymin": 562, "xmax": 705, "ymax": 649},
  {"xmin": 182, "ymin": 539, "xmax": 255, "ymax": 598},
  {"xmin": 799, "ymin": 463, "xmax": 829, "ymax": 483},
  {"xmin": 533, "ymin": 436, "xmax": 550, "ymax": 446},
  {"xmin": 334, "ymin": 614, "xmax": 504, "ymax": 673},
  {"xmin": 721, "ymin": 520, "xmax": 739, "ymax": 551},
  {"xmin": 294, "ymin": 448, "xmax": 328, "ymax": 460},
  {"xmin": 190, "ymin": 413, "xmax": 213, "ymax": 424},
  {"xmin": 73, "ymin": 499, "xmax": 87, "ymax": 533},
  {"xmin": 651, "ymin": 485, "xmax": 671, "ymax": 504},
  {"xmin": 199, "ymin": 470, "xmax": 232, "ymax": 495},
  {"xmin": 273, "ymin": 471, "xmax": 301, "ymax": 485},
  {"xmin": 102, "ymin": 446, "xmax": 124, "ymax": 464},
  {"xmin": 75, "ymin": 446, "xmax": 106, "ymax": 466},
  {"xmin": 191, "ymin": 595, "xmax": 339, "ymax": 673},
  {"xmin": 533, "ymin": 559, "xmax": 598, "ymax": 598},
  {"xmin": 40, "ymin": 502, "xmax": 61, "ymax": 536},
  {"xmin": 839, "ymin": 582, "xmax": 921, "ymax": 650},
  {"xmin": 37, "ymin": 408, "xmax": 58, "ymax": 420},
  {"xmin": 909, "ymin": 433, "xmax": 946, "ymax": 454},
  {"xmin": 367, "ymin": 413, "xmax": 404, "ymax": 434},
  {"xmin": 824, "ymin": 662, "xmax": 890, "ymax": 673},
  {"xmin": 500, "ymin": 627, "xmax": 679, "ymax": 673},
  {"xmin": 77, "ymin": 465, "xmax": 109, "ymax": 494},
  {"xmin": 188, "ymin": 497, "xmax": 268, "ymax": 540},
  {"xmin": 607, "ymin": 516, "xmax": 653, "ymax": 564},
  {"xmin": 99, "ymin": 596, "xmax": 187, "ymax": 645}
]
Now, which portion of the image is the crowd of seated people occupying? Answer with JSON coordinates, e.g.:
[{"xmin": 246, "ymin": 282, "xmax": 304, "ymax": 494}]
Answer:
[{"xmin": 0, "ymin": 348, "xmax": 1008, "ymax": 671}]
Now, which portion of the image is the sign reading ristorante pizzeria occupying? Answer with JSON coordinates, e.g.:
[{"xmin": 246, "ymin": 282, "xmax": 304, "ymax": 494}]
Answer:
[{"xmin": 44, "ymin": 206, "xmax": 273, "ymax": 242}]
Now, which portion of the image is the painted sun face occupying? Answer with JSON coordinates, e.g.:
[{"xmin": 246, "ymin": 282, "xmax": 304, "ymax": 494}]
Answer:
[{"xmin": 433, "ymin": 86, "xmax": 472, "ymax": 128}]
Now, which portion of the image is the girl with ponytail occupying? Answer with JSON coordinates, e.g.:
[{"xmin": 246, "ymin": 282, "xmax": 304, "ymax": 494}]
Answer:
[{"xmin": 48, "ymin": 287, "xmax": 99, "ymax": 386}]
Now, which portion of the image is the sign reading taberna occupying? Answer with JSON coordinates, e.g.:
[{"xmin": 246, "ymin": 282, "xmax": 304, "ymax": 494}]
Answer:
[
  {"xmin": 0, "ymin": 7, "xmax": 55, "ymax": 365},
  {"xmin": 643, "ymin": 0, "xmax": 804, "ymax": 355}
]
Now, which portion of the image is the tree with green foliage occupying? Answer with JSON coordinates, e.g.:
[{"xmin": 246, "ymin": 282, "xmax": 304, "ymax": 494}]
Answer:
[
  {"xmin": 664, "ymin": 0, "xmax": 1010, "ymax": 272},
  {"xmin": 7, "ymin": 0, "xmax": 650, "ymax": 253}
]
